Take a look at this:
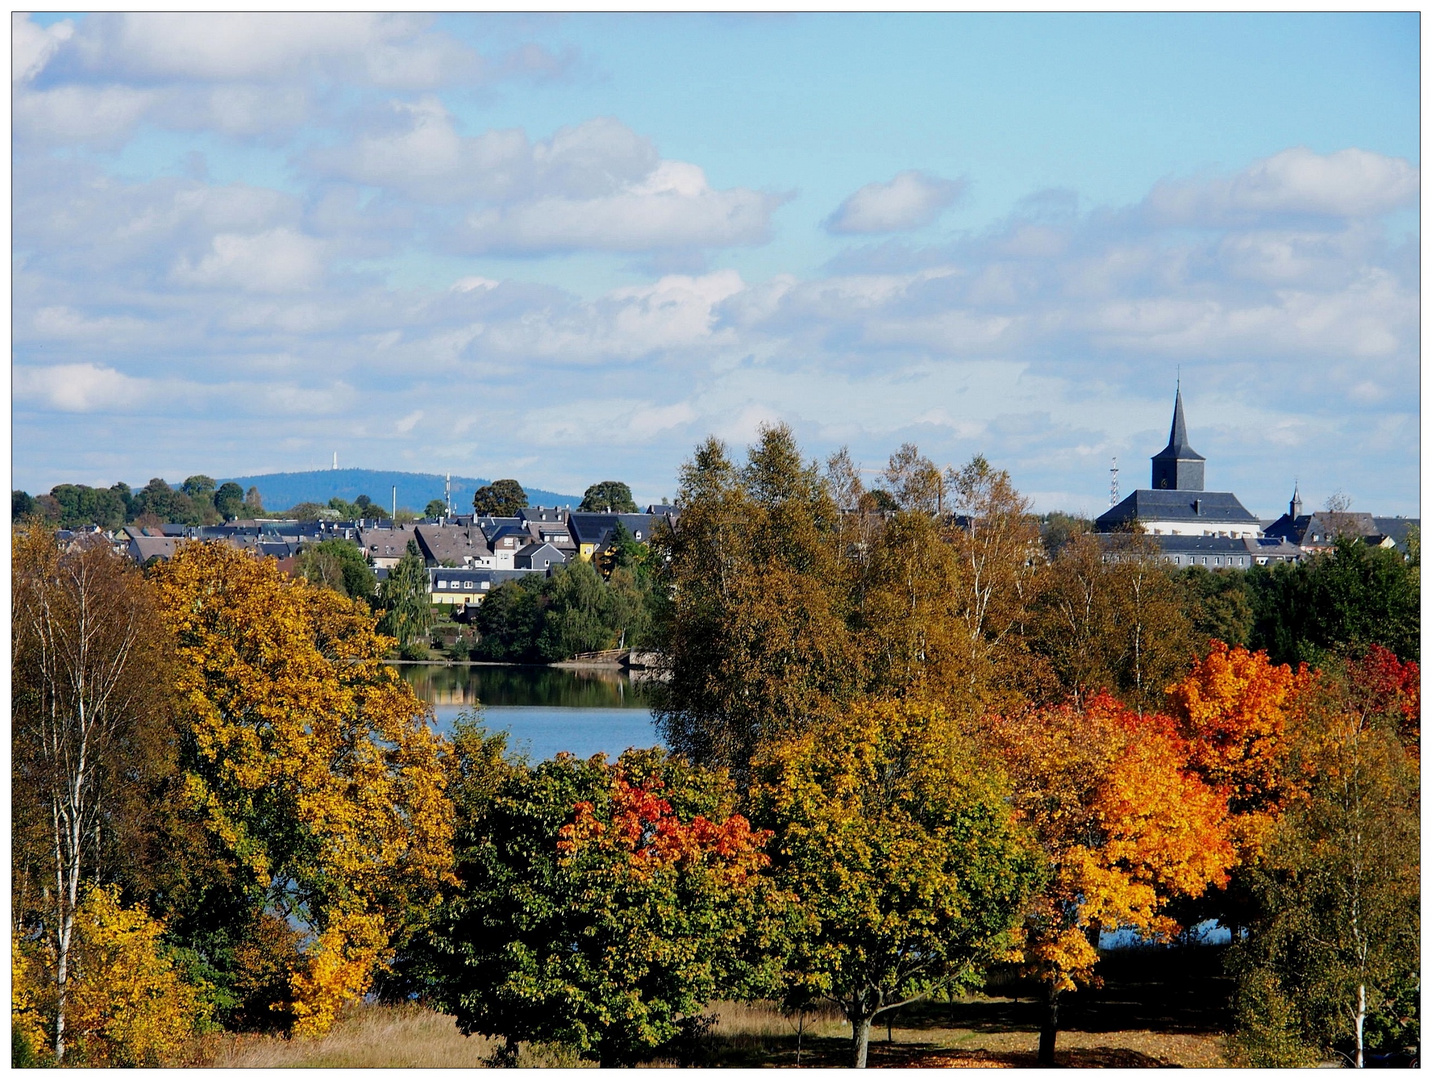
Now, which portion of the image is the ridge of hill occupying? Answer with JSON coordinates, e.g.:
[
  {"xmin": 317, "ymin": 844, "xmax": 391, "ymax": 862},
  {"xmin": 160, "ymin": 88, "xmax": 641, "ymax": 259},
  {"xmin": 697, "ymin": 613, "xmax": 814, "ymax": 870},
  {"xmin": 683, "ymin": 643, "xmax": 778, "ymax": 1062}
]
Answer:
[{"xmin": 219, "ymin": 469, "xmax": 583, "ymax": 514}]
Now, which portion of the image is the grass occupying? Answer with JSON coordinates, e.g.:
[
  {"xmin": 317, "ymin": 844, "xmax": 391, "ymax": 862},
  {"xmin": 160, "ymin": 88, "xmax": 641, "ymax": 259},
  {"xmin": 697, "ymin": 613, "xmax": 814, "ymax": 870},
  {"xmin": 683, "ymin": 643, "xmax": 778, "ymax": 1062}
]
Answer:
[{"xmin": 181, "ymin": 947, "xmax": 1234, "ymax": 1068}]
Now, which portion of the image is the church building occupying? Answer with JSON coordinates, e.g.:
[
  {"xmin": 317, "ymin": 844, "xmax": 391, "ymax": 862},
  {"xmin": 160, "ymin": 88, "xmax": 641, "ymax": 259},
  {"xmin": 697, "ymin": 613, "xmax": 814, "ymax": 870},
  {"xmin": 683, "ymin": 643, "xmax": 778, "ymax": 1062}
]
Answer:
[{"xmin": 1096, "ymin": 388, "xmax": 1302, "ymax": 569}]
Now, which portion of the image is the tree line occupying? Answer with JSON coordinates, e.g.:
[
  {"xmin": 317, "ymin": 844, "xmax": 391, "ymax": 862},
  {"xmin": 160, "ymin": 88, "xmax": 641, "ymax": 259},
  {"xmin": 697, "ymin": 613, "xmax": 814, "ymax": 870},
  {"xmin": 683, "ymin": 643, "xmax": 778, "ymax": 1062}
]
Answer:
[{"xmin": 10, "ymin": 426, "xmax": 1419, "ymax": 1068}]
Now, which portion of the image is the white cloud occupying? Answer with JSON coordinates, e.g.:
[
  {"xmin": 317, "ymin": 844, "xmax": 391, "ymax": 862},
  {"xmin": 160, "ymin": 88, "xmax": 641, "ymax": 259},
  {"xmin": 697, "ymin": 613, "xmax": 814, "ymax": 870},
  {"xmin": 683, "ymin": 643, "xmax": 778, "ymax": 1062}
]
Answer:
[
  {"xmin": 826, "ymin": 170, "xmax": 965, "ymax": 234},
  {"xmin": 171, "ymin": 228, "xmax": 326, "ymax": 292},
  {"xmin": 456, "ymin": 165, "xmax": 782, "ymax": 253},
  {"xmin": 12, "ymin": 13, "xmax": 73, "ymax": 84},
  {"xmin": 1148, "ymin": 147, "xmax": 1419, "ymax": 224},
  {"xmin": 395, "ymin": 410, "xmax": 424, "ymax": 433},
  {"xmin": 14, "ymin": 363, "xmax": 150, "ymax": 412}
]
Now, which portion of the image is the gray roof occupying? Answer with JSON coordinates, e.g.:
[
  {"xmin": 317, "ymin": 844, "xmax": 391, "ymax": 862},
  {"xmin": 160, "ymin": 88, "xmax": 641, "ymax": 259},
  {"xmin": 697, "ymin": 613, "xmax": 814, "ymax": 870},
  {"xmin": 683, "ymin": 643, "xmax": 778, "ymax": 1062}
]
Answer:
[
  {"xmin": 1099, "ymin": 533, "xmax": 1303, "ymax": 565},
  {"xmin": 1096, "ymin": 489, "xmax": 1258, "ymax": 531},
  {"xmin": 1151, "ymin": 386, "xmax": 1205, "ymax": 464},
  {"xmin": 415, "ymin": 523, "xmax": 492, "ymax": 566},
  {"xmin": 568, "ymin": 512, "xmax": 658, "ymax": 547}
]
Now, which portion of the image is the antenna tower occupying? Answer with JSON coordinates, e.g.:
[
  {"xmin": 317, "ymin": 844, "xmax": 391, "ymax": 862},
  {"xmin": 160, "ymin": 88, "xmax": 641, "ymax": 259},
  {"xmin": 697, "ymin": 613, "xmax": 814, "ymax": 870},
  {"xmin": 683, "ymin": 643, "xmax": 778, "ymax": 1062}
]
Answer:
[
  {"xmin": 1109, "ymin": 456, "xmax": 1119, "ymax": 507},
  {"xmin": 445, "ymin": 473, "xmax": 452, "ymax": 517}
]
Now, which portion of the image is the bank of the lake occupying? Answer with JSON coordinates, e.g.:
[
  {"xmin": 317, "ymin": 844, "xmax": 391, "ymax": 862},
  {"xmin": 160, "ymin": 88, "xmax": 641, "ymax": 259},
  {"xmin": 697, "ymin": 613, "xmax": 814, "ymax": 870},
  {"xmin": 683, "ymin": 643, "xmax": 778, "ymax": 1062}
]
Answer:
[{"xmin": 396, "ymin": 662, "xmax": 662, "ymax": 762}]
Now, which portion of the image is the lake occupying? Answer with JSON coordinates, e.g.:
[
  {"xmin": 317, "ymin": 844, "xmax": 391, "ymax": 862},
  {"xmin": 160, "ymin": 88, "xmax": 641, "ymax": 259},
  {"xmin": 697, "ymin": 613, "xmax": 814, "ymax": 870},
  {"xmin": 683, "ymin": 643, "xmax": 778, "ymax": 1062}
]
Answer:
[{"xmin": 398, "ymin": 663, "xmax": 664, "ymax": 762}]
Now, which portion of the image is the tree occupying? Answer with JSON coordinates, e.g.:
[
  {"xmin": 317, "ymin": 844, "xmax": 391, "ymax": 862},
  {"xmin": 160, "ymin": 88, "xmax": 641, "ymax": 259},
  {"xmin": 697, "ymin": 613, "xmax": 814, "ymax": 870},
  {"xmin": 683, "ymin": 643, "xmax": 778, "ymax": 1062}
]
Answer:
[
  {"xmin": 213, "ymin": 482, "xmax": 245, "ymax": 520},
  {"xmin": 1248, "ymin": 536, "xmax": 1419, "ymax": 666},
  {"xmin": 471, "ymin": 577, "xmax": 545, "ymax": 662},
  {"xmin": 130, "ymin": 478, "xmax": 198, "ymax": 525},
  {"xmin": 1228, "ymin": 655, "xmax": 1419, "ymax": 1067},
  {"xmin": 751, "ymin": 701, "xmax": 1042, "ymax": 1068},
  {"xmin": 378, "ymin": 539, "xmax": 433, "ymax": 650},
  {"xmin": 653, "ymin": 427, "xmax": 865, "ymax": 779},
  {"xmin": 1178, "ymin": 565, "xmax": 1254, "ymax": 648},
  {"xmin": 148, "ymin": 542, "xmax": 453, "ymax": 1036},
  {"xmin": 13, "ymin": 489, "xmax": 37, "ymax": 520},
  {"xmin": 580, "ymin": 480, "xmax": 638, "ymax": 513},
  {"xmin": 48, "ymin": 484, "xmax": 127, "ymax": 529},
  {"xmin": 881, "ymin": 443, "xmax": 943, "ymax": 516},
  {"xmin": 472, "ymin": 479, "xmax": 527, "ymax": 517},
  {"xmin": 424, "ymin": 499, "xmax": 448, "ymax": 518},
  {"xmin": 243, "ymin": 486, "xmax": 263, "ymax": 515},
  {"xmin": 944, "ymin": 454, "xmax": 1044, "ymax": 713},
  {"xmin": 11, "ymin": 528, "xmax": 175, "ymax": 1063},
  {"xmin": 12, "ymin": 884, "xmax": 210, "ymax": 1066},
  {"xmin": 986, "ymin": 693, "xmax": 1236, "ymax": 1065},
  {"xmin": 536, "ymin": 558, "xmax": 619, "ymax": 661},
  {"xmin": 295, "ymin": 539, "xmax": 378, "ymax": 604},
  {"xmin": 430, "ymin": 734, "xmax": 779, "ymax": 1066}
]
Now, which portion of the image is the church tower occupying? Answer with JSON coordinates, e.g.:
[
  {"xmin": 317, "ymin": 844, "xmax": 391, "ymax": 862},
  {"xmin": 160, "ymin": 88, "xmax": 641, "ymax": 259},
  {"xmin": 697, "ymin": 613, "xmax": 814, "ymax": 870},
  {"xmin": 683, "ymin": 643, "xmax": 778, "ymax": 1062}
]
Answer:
[
  {"xmin": 1289, "ymin": 481, "xmax": 1303, "ymax": 519},
  {"xmin": 1150, "ymin": 386, "xmax": 1205, "ymax": 491}
]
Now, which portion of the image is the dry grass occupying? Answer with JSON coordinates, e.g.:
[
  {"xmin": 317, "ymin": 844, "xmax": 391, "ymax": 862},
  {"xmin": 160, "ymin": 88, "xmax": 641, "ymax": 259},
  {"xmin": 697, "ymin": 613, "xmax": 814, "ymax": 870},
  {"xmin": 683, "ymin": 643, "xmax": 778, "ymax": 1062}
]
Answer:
[
  {"xmin": 186, "ymin": 1003, "xmax": 588, "ymax": 1069},
  {"xmin": 178, "ymin": 991, "xmax": 1229, "ymax": 1068}
]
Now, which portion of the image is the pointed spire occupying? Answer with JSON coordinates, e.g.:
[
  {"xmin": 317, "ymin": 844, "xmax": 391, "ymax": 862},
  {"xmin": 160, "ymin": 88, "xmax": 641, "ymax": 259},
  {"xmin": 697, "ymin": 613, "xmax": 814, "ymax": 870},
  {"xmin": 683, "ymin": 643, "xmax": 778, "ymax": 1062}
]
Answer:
[
  {"xmin": 1167, "ymin": 385, "xmax": 1191, "ymax": 452},
  {"xmin": 1290, "ymin": 480, "xmax": 1302, "ymax": 519}
]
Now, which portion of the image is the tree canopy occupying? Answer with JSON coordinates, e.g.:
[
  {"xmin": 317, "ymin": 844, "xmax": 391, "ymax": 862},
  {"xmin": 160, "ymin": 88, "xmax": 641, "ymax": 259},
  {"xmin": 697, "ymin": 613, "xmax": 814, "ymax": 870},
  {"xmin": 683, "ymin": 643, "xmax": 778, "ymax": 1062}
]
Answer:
[
  {"xmin": 580, "ymin": 480, "xmax": 638, "ymax": 513},
  {"xmin": 472, "ymin": 479, "xmax": 527, "ymax": 517}
]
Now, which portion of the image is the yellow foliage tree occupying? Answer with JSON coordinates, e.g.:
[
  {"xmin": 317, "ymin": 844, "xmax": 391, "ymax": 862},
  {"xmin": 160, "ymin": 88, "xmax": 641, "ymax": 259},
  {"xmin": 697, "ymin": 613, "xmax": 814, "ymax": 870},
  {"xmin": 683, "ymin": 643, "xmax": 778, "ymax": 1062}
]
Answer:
[
  {"xmin": 149, "ymin": 541, "xmax": 454, "ymax": 1036},
  {"xmin": 14, "ymin": 885, "xmax": 209, "ymax": 1067}
]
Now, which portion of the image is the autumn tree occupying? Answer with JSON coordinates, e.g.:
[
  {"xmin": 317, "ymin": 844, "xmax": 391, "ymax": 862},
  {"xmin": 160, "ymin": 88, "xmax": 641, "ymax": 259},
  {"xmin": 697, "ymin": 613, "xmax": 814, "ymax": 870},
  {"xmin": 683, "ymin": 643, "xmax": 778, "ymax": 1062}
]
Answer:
[
  {"xmin": 881, "ymin": 443, "xmax": 943, "ymax": 515},
  {"xmin": 986, "ymin": 693, "xmax": 1236, "ymax": 1066},
  {"xmin": 11, "ymin": 528, "xmax": 176, "ymax": 1063},
  {"xmin": 12, "ymin": 885, "xmax": 210, "ymax": 1066},
  {"xmin": 653, "ymin": 426, "xmax": 865, "ymax": 778},
  {"xmin": 148, "ymin": 542, "xmax": 454, "ymax": 1036},
  {"xmin": 472, "ymin": 479, "xmax": 527, "ymax": 517},
  {"xmin": 751, "ymin": 701, "xmax": 1042, "ymax": 1068},
  {"xmin": 428, "ymin": 731, "xmax": 781, "ymax": 1066},
  {"xmin": 1228, "ymin": 653, "xmax": 1419, "ymax": 1067},
  {"xmin": 580, "ymin": 479, "xmax": 639, "ymax": 513},
  {"xmin": 943, "ymin": 454, "xmax": 1044, "ymax": 712}
]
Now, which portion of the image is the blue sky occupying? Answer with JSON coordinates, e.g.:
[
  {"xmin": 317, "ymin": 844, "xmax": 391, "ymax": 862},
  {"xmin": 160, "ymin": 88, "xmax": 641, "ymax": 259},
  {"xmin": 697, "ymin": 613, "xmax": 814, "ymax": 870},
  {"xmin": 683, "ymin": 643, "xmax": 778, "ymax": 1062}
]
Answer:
[{"xmin": 12, "ymin": 12, "xmax": 1420, "ymax": 516}]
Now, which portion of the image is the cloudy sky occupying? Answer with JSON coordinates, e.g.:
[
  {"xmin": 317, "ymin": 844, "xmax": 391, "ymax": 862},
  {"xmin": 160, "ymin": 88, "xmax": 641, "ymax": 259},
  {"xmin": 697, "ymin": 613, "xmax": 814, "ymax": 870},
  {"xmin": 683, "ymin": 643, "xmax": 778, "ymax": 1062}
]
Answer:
[{"xmin": 12, "ymin": 12, "xmax": 1420, "ymax": 516}]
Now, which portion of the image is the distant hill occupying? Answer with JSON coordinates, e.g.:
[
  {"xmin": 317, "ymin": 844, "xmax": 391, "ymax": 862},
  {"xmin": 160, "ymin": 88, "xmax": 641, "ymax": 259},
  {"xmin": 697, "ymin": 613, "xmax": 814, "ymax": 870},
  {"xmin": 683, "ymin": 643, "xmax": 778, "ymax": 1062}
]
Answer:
[{"xmin": 219, "ymin": 469, "xmax": 583, "ymax": 515}]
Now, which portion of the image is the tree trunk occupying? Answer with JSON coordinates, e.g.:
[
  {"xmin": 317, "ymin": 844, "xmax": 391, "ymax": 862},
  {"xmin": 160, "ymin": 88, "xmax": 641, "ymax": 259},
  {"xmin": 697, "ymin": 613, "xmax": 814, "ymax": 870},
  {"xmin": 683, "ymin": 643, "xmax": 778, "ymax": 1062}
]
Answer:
[
  {"xmin": 1355, "ymin": 983, "xmax": 1365, "ymax": 1069},
  {"xmin": 1038, "ymin": 984, "xmax": 1061, "ymax": 1067},
  {"xmin": 851, "ymin": 1014, "xmax": 874, "ymax": 1068}
]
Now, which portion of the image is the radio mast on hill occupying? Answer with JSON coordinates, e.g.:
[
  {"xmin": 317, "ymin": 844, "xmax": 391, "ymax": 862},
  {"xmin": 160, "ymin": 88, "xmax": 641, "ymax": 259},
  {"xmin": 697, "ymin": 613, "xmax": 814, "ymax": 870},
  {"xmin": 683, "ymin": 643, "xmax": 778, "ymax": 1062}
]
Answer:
[{"xmin": 1109, "ymin": 457, "xmax": 1119, "ymax": 507}]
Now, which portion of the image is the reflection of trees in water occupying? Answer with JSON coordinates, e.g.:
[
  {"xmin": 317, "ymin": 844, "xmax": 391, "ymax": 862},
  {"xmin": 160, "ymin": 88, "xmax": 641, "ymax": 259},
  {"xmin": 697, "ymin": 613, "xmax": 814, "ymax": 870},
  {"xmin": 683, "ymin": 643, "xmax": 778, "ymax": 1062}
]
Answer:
[{"xmin": 397, "ymin": 664, "xmax": 655, "ymax": 709}]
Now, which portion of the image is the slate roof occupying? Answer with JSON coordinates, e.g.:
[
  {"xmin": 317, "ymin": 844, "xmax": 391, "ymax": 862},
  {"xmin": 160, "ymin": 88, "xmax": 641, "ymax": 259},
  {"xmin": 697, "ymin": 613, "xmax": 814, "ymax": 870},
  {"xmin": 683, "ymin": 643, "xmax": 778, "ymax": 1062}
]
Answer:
[
  {"xmin": 415, "ymin": 523, "xmax": 492, "ymax": 566},
  {"xmin": 568, "ymin": 512, "xmax": 658, "ymax": 548},
  {"xmin": 1096, "ymin": 489, "xmax": 1258, "ymax": 532}
]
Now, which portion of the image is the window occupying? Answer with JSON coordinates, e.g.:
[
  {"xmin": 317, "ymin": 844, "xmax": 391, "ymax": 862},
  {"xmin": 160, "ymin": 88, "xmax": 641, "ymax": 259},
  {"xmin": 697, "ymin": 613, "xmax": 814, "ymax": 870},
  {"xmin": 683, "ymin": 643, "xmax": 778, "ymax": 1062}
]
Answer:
[
  {"xmin": 464, "ymin": 581, "xmax": 474, "ymax": 589},
  {"xmin": 439, "ymin": 580, "xmax": 448, "ymax": 589},
  {"xmin": 1214, "ymin": 557, "xmax": 1221, "ymax": 566},
  {"xmin": 635, "ymin": 531, "xmax": 643, "ymax": 540},
  {"xmin": 481, "ymin": 581, "xmax": 490, "ymax": 590}
]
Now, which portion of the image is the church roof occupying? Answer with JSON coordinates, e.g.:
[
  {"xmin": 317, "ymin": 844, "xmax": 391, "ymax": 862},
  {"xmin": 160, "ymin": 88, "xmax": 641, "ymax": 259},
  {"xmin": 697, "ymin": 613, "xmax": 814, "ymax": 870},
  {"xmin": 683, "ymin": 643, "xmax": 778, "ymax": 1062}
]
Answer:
[
  {"xmin": 1095, "ymin": 488, "xmax": 1258, "ymax": 531},
  {"xmin": 1151, "ymin": 387, "xmax": 1205, "ymax": 463}
]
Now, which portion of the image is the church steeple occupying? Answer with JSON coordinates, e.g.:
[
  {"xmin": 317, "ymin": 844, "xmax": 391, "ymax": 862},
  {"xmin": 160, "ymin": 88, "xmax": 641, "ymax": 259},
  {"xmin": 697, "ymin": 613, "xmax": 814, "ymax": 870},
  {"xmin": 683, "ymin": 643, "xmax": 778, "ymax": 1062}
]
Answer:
[
  {"xmin": 1289, "ymin": 481, "xmax": 1302, "ymax": 518},
  {"xmin": 1150, "ymin": 385, "xmax": 1206, "ymax": 491}
]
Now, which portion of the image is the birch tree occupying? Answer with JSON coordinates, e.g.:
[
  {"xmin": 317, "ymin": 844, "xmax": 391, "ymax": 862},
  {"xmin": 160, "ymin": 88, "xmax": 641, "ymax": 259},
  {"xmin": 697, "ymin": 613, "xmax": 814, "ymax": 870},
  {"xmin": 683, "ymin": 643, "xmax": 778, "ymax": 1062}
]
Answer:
[{"xmin": 12, "ymin": 528, "xmax": 172, "ymax": 1063}]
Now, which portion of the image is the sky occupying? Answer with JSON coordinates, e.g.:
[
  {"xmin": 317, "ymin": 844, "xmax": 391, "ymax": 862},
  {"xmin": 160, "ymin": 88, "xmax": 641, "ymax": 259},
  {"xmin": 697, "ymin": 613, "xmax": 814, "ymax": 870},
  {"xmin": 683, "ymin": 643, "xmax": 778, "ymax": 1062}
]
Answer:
[{"xmin": 11, "ymin": 12, "xmax": 1421, "ymax": 517}]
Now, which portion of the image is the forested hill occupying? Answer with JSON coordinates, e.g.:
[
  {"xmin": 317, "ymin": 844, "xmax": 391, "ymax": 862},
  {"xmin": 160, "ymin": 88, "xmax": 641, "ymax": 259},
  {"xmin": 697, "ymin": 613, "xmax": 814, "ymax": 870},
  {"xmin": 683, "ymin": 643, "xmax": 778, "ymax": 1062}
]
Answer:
[{"xmin": 220, "ymin": 468, "xmax": 582, "ymax": 513}]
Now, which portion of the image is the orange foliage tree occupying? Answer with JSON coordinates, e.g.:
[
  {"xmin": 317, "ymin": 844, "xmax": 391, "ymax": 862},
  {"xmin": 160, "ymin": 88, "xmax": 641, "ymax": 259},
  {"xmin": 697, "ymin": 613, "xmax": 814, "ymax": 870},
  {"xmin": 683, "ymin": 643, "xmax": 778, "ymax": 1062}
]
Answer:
[
  {"xmin": 149, "ymin": 541, "xmax": 453, "ymax": 1036},
  {"xmin": 987, "ymin": 693, "xmax": 1236, "ymax": 1066},
  {"xmin": 1166, "ymin": 641, "xmax": 1313, "ymax": 838}
]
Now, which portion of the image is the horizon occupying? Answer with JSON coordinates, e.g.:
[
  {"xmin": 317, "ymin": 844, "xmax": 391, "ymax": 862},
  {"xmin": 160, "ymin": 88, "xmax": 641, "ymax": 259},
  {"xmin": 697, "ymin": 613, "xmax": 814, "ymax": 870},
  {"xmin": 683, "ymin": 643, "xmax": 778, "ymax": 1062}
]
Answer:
[{"xmin": 12, "ymin": 13, "xmax": 1420, "ymax": 518}]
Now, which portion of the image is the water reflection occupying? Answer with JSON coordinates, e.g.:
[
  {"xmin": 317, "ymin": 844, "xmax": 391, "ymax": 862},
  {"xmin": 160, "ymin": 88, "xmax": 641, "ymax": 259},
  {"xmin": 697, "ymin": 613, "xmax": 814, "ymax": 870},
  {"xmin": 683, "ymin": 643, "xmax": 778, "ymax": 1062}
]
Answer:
[
  {"xmin": 397, "ymin": 663, "xmax": 657, "ymax": 709},
  {"xmin": 396, "ymin": 663, "xmax": 662, "ymax": 761}
]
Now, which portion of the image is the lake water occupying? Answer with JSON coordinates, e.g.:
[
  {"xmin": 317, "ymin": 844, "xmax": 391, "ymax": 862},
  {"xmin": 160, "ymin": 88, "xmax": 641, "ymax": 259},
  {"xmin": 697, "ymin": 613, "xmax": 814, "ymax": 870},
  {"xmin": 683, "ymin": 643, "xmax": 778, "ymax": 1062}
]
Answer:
[{"xmin": 398, "ymin": 664, "xmax": 663, "ymax": 762}]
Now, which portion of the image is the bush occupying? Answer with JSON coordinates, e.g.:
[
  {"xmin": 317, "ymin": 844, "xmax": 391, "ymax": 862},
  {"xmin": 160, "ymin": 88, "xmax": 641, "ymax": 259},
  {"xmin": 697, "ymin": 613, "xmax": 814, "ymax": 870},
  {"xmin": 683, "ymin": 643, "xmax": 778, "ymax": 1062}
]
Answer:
[{"xmin": 399, "ymin": 640, "xmax": 430, "ymax": 661}]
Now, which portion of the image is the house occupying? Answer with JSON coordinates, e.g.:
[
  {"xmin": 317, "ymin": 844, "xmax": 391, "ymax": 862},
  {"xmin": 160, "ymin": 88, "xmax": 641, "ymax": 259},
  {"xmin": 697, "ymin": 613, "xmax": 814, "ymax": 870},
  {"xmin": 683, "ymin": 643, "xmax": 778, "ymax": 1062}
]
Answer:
[
  {"xmin": 415, "ymin": 523, "xmax": 495, "ymax": 568},
  {"xmin": 568, "ymin": 512, "xmax": 659, "ymax": 562},
  {"xmin": 358, "ymin": 523, "xmax": 420, "ymax": 569},
  {"xmin": 1262, "ymin": 486, "xmax": 1420, "ymax": 554},
  {"xmin": 429, "ymin": 566, "xmax": 495, "ymax": 607},
  {"xmin": 515, "ymin": 541, "xmax": 567, "ymax": 571}
]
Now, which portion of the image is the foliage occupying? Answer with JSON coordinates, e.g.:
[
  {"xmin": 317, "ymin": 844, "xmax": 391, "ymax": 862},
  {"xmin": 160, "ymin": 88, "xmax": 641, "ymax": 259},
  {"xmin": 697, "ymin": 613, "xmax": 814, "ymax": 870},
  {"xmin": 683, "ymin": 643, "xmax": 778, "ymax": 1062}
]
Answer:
[
  {"xmin": 1177, "ymin": 565, "xmax": 1254, "ymax": 648},
  {"xmin": 47, "ymin": 483, "xmax": 128, "ymax": 529},
  {"xmin": 131, "ymin": 476, "xmax": 202, "ymax": 525},
  {"xmin": 425, "ymin": 498, "xmax": 448, "ymax": 518},
  {"xmin": 13, "ymin": 885, "xmax": 211, "ymax": 1067},
  {"xmin": 580, "ymin": 479, "xmax": 639, "ymax": 513},
  {"xmin": 537, "ymin": 557, "xmax": 623, "ymax": 659},
  {"xmin": 1228, "ymin": 654, "xmax": 1419, "ymax": 1067},
  {"xmin": 470, "ymin": 575, "xmax": 545, "ymax": 661},
  {"xmin": 1028, "ymin": 530, "xmax": 1194, "ymax": 709},
  {"xmin": 751, "ymin": 700, "xmax": 1042, "ymax": 1068},
  {"xmin": 1165, "ymin": 642, "xmax": 1312, "ymax": 854},
  {"xmin": 653, "ymin": 426, "xmax": 865, "ymax": 779},
  {"xmin": 149, "ymin": 542, "xmax": 454, "ymax": 1036},
  {"xmin": 429, "ymin": 731, "xmax": 780, "ymax": 1066},
  {"xmin": 11, "ymin": 527, "xmax": 178, "ymax": 1062},
  {"xmin": 214, "ymin": 481, "xmax": 245, "ymax": 520},
  {"xmin": 1248, "ymin": 536, "xmax": 1419, "ymax": 666},
  {"xmin": 472, "ymin": 479, "xmax": 527, "ymax": 517},
  {"xmin": 986, "ymin": 692, "xmax": 1236, "ymax": 1064},
  {"xmin": 378, "ymin": 538, "xmax": 433, "ymax": 648},
  {"xmin": 13, "ymin": 488, "xmax": 37, "ymax": 520},
  {"xmin": 296, "ymin": 538, "xmax": 378, "ymax": 604}
]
